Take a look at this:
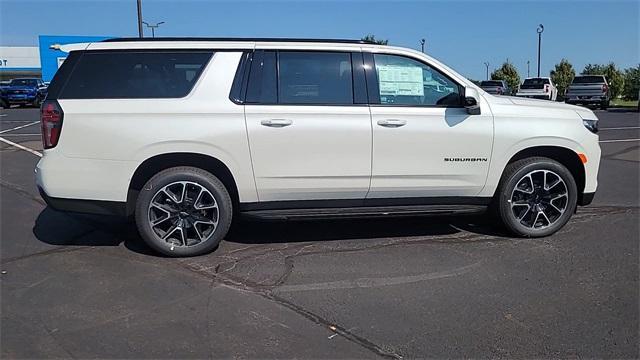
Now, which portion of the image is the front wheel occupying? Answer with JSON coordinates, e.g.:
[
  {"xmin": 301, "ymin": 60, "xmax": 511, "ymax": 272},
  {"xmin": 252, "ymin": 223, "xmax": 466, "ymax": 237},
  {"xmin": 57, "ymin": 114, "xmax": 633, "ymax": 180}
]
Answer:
[
  {"xmin": 494, "ymin": 157, "xmax": 578, "ymax": 237},
  {"xmin": 135, "ymin": 167, "xmax": 233, "ymax": 257}
]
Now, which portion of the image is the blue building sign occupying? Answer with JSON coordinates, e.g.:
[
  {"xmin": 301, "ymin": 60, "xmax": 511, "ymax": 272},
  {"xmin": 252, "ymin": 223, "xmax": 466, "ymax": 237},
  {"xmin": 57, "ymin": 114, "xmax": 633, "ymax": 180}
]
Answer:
[{"xmin": 38, "ymin": 35, "xmax": 111, "ymax": 82}]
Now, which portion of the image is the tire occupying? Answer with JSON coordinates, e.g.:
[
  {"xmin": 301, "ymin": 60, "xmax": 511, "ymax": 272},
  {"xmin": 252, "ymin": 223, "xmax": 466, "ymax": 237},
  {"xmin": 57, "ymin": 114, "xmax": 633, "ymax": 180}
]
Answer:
[
  {"xmin": 493, "ymin": 157, "xmax": 578, "ymax": 237},
  {"xmin": 600, "ymin": 101, "xmax": 608, "ymax": 110},
  {"xmin": 135, "ymin": 166, "xmax": 233, "ymax": 257}
]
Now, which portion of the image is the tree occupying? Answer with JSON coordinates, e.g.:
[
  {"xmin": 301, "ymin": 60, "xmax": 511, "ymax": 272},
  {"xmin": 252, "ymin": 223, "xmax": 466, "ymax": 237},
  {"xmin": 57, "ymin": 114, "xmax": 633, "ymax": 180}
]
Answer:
[
  {"xmin": 361, "ymin": 34, "xmax": 388, "ymax": 45},
  {"xmin": 491, "ymin": 61, "xmax": 521, "ymax": 94},
  {"xmin": 622, "ymin": 65, "xmax": 640, "ymax": 100},
  {"xmin": 582, "ymin": 62, "xmax": 624, "ymax": 99},
  {"xmin": 550, "ymin": 59, "xmax": 575, "ymax": 97},
  {"xmin": 582, "ymin": 63, "xmax": 606, "ymax": 75}
]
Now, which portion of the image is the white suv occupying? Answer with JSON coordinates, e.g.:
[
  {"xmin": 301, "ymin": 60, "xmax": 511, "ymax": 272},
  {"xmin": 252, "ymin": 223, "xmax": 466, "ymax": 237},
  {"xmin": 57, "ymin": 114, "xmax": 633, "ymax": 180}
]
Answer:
[{"xmin": 36, "ymin": 38, "xmax": 600, "ymax": 257}]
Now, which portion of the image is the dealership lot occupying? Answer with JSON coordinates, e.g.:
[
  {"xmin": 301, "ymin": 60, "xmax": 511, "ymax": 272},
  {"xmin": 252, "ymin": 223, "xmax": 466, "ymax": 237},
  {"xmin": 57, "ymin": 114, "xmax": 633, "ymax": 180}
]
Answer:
[{"xmin": 1, "ymin": 108, "xmax": 638, "ymax": 358}]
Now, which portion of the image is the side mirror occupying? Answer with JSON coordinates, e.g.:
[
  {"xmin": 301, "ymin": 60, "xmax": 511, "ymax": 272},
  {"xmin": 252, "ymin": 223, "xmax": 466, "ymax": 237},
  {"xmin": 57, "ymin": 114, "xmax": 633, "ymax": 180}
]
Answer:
[{"xmin": 464, "ymin": 87, "xmax": 481, "ymax": 115}]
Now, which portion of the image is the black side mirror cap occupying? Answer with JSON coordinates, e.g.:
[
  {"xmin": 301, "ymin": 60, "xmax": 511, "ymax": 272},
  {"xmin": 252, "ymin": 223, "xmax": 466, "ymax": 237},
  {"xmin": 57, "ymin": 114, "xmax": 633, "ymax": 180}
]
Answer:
[{"xmin": 465, "ymin": 96, "xmax": 481, "ymax": 115}]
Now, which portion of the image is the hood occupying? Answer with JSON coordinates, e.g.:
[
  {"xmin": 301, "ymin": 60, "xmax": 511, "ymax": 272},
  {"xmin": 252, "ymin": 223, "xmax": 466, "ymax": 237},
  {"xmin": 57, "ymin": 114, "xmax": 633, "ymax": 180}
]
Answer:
[{"xmin": 484, "ymin": 94, "xmax": 599, "ymax": 121}]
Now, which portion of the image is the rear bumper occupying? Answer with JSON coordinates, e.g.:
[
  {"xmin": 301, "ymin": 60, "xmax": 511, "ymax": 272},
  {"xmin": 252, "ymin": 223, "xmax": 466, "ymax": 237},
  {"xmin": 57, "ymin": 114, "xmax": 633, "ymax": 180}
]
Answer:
[
  {"xmin": 38, "ymin": 186, "xmax": 127, "ymax": 216},
  {"xmin": 515, "ymin": 94, "xmax": 549, "ymax": 99},
  {"xmin": 565, "ymin": 97, "xmax": 608, "ymax": 105}
]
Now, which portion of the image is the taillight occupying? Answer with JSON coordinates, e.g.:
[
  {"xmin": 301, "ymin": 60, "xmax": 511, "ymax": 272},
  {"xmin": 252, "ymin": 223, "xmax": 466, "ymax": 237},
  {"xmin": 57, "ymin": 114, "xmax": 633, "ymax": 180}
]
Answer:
[
  {"xmin": 602, "ymin": 84, "xmax": 609, "ymax": 93},
  {"xmin": 41, "ymin": 100, "xmax": 63, "ymax": 149},
  {"xmin": 544, "ymin": 84, "xmax": 549, "ymax": 93},
  {"xmin": 497, "ymin": 87, "xmax": 503, "ymax": 94}
]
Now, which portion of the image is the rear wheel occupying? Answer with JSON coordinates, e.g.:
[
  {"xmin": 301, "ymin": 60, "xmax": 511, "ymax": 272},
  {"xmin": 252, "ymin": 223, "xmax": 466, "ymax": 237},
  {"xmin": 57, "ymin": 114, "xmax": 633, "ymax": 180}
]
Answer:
[
  {"xmin": 494, "ymin": 157, "xmax": 577, "ymax": 237},
  {"xmin": 600, "ymin": 101, "xmax": 608, "ymax": 110},
  {"xmin": 135, "ymin": 167, "xmax": 233, "ymax": 257}
]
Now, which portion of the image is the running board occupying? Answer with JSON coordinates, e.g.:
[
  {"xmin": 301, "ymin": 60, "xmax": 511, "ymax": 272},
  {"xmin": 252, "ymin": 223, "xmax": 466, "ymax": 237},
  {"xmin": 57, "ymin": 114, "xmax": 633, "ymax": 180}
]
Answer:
[{"xmin": 241, "ymin": 205, "xmax": 487, "ymax": 220}]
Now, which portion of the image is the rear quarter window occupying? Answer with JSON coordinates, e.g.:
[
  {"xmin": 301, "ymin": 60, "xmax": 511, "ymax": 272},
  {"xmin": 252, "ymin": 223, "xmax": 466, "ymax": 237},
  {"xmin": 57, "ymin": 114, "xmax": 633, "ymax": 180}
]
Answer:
[{"xmin": 59, "ymin": 50, "xmax": 213, "ymax": 99}]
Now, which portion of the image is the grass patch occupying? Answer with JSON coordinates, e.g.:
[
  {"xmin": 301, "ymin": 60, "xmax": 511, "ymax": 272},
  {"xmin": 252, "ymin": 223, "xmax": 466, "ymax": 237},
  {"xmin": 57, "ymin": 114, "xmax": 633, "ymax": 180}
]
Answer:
[{"xmin": 611, "ymin": 99, "xmax": 639, "ymax": 107}]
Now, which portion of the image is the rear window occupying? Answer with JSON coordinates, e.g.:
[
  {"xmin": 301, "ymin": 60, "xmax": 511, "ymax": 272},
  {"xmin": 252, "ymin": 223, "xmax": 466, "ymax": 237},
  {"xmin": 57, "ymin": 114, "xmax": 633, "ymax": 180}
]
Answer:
[
  {"xmin": 572, "ymin": 75, "xmax": 606, "ymax": 84},
  {"xmin": 59, "ymin": 50, "xmax": 213, "ymax": 99},
  {"xmin": 480, "ymin": 81, "xmax": 503, "ymax": 87},
  {"xmin": 521, "ymin": 78, "xmax": 549, "ymax": 89}
]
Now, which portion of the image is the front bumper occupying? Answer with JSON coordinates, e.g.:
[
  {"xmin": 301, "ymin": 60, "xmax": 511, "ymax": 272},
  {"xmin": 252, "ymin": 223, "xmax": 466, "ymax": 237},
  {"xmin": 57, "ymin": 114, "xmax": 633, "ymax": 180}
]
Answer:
[
  {"xmin": 7, "ymin": 95, "xmax": 37, "ymax": 104},
  {"xmin": 579, "ymin": 192, "xmax": 595, "ymax": 206}
]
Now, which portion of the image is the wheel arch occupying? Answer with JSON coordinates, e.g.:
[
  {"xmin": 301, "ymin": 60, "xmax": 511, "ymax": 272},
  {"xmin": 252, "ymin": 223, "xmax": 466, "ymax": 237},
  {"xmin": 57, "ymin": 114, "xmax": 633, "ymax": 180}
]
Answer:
[
  {"xmin": 127, "ymin": 152, "xmax": 240, "ymax": 216},
  {"xmin": 504, "ymin": 146, "xmax": 586, "ymax": 203}
]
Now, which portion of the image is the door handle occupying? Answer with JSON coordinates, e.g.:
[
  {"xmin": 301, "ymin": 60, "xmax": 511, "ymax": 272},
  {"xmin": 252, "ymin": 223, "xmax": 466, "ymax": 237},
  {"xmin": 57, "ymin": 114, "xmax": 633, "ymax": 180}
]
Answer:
[
  {"xmin": 377, "ymin": 119, "xmax": 407, "ymax": 128},
  {"xmin": 261, "ymin": 119, "xmax": 293, "ymax": 128}
]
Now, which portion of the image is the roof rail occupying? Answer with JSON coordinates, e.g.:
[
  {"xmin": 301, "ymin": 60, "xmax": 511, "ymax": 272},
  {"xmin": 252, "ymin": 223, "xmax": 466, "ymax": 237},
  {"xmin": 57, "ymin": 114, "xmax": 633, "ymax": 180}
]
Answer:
[{"xmin": 102, "ymin": 37, "xmax": 377, "ymax": 45}]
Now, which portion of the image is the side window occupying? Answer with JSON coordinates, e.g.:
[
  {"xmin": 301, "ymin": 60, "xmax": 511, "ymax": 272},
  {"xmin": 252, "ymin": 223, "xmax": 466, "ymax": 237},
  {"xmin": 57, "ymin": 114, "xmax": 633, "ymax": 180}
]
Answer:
[
  {"xmin": 278, "ymin": 51, "xmax": 353, "ymax": 105},
  {"xmin": 372, "ymin": 54, "xmax": 462, "ymax": 106},
  {"xmin": 246, "ymin": 51, "xmax": 277, "ymax": 104},
  {"xmin": 59, "ymin": 51, "xmax": 213, "ymax": 99}
]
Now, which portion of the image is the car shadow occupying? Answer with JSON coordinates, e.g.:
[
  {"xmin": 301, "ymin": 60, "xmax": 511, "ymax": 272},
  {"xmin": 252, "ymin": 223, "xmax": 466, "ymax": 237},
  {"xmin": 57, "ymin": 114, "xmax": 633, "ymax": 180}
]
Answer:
[
  {"xmin": 33, "ymin": 207, "xmax": 509, "ymax": 257},
  {"xmin": 32, "ymin": 207, "xmax": 157, "ymax": 256}
]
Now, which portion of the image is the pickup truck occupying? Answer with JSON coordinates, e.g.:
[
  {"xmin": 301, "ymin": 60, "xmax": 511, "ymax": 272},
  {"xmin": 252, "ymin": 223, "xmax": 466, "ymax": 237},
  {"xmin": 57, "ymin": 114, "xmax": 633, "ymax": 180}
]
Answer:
[
  {"xmin": 480, "ymin": 80, "xmax": 511, "ymax": 95},
  {"xmin": 1, "ymin": 78, "xmax": 48, "ymax": 108},
  {"xmin": 564, "ymin": 75, "xmax": 610, "ymax": 110},
  {"xmin": 515, "ymin": 77, "xmax": 557, "ymax": 101}
]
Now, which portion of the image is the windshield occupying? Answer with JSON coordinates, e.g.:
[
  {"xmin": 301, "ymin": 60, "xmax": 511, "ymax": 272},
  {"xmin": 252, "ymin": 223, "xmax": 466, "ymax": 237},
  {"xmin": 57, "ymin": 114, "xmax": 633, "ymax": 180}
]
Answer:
[
  {"xmin": 573, "ymin": 76, "xmax": 606, "ymax": 84},
  {"xmin": 521, "ymin": 78, "xmax": 549, "ymax": 89},
  {"xmin": 10, "ymin": 79, "xmax": 38, "ymax": 87},
  {"xmin": 480, "ymin": 81, "xmax": 503, "ymax": 87}
]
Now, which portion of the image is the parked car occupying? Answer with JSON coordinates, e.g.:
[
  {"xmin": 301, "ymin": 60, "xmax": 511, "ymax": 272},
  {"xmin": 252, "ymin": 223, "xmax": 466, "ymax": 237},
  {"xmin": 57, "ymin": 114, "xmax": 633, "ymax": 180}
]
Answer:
[
  {"xmin": 36, "ymin": 38, "xmax": 601, "ymax": 257},
  {"xmin": 516, "ymin": 77, "xmax": 557, "ymax": 101},
  {"xmin": 565, "ymin": 75, "xmax": 610, "ymax": 110},
  {"xmin": 3, "ymin": 78, "xmax": 47, "ymax": 107},
  {"xmin": 480, "ymin": 80, "xmax": 511, "ymax": 95}
]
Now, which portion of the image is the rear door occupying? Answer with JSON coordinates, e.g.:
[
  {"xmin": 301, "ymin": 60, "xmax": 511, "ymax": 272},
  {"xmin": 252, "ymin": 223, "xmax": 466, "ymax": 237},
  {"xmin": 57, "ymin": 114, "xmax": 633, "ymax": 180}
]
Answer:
[{"xmin": 243, "ymin": 50, "xmax": 372, "ymax": 202}]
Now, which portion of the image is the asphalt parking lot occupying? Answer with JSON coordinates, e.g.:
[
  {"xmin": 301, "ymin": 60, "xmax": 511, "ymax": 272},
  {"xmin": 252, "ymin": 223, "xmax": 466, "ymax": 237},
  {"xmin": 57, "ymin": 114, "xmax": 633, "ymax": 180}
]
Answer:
[{"xmin": 1, "ymin": 107, "xmax": 638, "ymax": 358}]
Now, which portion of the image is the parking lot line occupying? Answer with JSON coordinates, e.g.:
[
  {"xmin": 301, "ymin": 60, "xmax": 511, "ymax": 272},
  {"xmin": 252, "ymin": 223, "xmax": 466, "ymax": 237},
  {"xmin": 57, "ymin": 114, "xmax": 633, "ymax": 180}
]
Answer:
[
  {"xmin": 599, "ymin": 126, "xmax": 640, "ymax": 130},
  {"xmin": 0, "ymin": 136, "xmax": 43, "ymax": 157},
  {"xmin": 0, "ymin": 121, "xmax": 39, "ymax": 134},
  {"xmin": 599, "ymin": 138, "xmax": 640, "ymax": 143}
]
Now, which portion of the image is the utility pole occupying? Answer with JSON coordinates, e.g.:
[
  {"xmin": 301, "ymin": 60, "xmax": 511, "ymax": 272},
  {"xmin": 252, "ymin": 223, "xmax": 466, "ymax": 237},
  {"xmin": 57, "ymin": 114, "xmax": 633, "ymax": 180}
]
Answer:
[
  {"xmin": 143, "ymin": 21, "xmax": 165, "ymax": 38},
  {"xmin": 527, "ymin": 60, "xmax": 530, "ymax": 77},
  {"xmin": 537, "ymin": 24, "xmax": 544, "ymax": 77},
  {"xmin": 420, "ymin": 38, "xmax": 426, "ymax": 53},
  {"xmin": 137, "ymin": 0, "xmax": 143, "ymax": 38},
  {"xmin": 483, "ymin": 62, "xmax": 490, "ymax": 80}
]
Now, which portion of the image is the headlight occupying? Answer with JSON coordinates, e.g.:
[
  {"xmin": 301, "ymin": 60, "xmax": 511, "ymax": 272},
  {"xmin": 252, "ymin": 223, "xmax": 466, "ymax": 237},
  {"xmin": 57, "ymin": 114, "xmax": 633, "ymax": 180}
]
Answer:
[{"xmin": 583, "ymin": 119, "xmax": 598, "ymax": 133}]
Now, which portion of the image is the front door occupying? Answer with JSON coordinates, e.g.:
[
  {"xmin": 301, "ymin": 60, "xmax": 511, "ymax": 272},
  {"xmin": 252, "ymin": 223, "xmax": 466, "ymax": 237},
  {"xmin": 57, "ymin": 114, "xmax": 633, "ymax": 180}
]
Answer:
[{"xmin": 366, "ymin": 53, "xmax": 493, "ymax": 199}]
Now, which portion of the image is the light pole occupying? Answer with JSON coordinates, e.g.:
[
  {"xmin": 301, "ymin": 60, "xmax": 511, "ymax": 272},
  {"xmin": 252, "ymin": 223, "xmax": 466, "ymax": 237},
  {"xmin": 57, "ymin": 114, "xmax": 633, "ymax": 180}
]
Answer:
[
  {"xmin": 537, "ymin": 24, "xmax": 544, "ymax": 77},
  {"xmin": 142, "ymin": 21, "xmax": 165, "ymax": 38},
  {"xmin": 137, "ymin": 0, "xmax": 143, "ymax": 38},
  {"xmin": 527, "ymin": 60, "xmax": 530, "ymax": 77},
  {"xmin": 420, "ymin": 38, "xmax": 425, "ymax": 53},
  {"xmin": 483, "ymin": 62, "xmax": 490, "ymax": 80}
]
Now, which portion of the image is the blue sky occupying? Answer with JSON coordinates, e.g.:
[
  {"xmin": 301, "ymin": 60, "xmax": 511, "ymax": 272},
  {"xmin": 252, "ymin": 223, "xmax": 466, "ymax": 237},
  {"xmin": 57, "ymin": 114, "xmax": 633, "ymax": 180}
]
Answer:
[{"xmin": 1, "ymin": 0, "xmax": 638, "ymax": 80}]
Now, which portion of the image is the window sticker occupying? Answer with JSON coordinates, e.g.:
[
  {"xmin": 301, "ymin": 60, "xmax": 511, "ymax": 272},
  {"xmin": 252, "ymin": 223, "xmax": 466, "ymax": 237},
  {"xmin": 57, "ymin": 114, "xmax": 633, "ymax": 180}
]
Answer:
[{"xmin": 377, "ymin": 65, "xmax": 424, "ymax": 96}]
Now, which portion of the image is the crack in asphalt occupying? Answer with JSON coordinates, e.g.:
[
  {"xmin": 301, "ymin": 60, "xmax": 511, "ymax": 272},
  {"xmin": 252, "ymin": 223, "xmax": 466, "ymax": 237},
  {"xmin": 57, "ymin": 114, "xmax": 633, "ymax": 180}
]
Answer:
[{"xmin": 181, "ymin": 261, "xmax": 403, "ymax": 359}]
